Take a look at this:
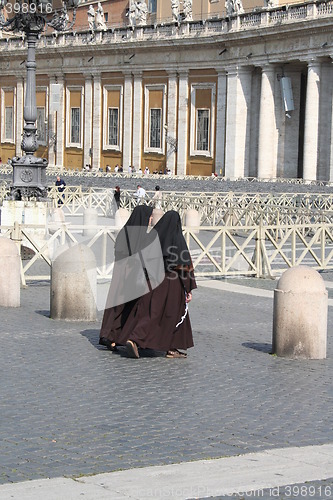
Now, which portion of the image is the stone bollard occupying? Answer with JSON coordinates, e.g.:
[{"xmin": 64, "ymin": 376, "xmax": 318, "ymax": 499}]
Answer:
[
  {"xmin": 48, "ymin": 208, "xmax": 66, "ymax": 234},
  {"xmin": 0, "ymin": 237, "xmax": 20, "ymax": 307},
  {"xmin": 51, "ymin": 244, "xmax": 97, "ymax": 321},
  {"xmin": 272, "ymin": 266, "xmax": 327, "ymax": 359},
  {"xmin": 185, "ymin": 209, "xmax": 200, "ymax": 234},
  {"xmin": 115, "ymin": 208, "xmax": 130, "ymax": 229},
  {"xmin": 152, "ymin": 208, "xmax": 164, "ymax": 226},
  {"xmin": 83, "ymin": 208, "xmax": 98, "ymax": 237}
]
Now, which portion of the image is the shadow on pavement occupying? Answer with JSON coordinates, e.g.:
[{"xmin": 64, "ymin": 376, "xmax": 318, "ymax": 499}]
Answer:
[
  {"xmin": 80, "ymin": 329, "xmax": 165, "ymax": 358},
  {"xmin": 35, "ymin": 309, "xmax": 50, "ymax": 318},
  {"xmin": 242, "ymin": 342, "xmax": 272, "ymax": 354}
]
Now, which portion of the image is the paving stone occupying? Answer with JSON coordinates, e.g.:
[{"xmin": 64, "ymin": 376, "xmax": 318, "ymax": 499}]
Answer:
[
  {"xmin": 0, "ymin": 176, "xmax": 332, "ymax": 486},
  {"xmin": 0, "ymin": 280, "xmax": 332, "ymax": 485}
]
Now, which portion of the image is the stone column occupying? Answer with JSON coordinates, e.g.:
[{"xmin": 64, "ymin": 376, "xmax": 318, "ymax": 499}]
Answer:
[
  {"xmin": 177, "ymin": 71, "xmax": 189, "ymax": 176},
  {"xmin": 16, "ymin": 76, "xmax": 24, "ymax": 157},
  {"xmin": 258, "ymin": 65, "xmax": 277, "ymax": 179},
  {"xmin": 215, "ymin": 70, "xmax": 227, "ymax": 176},
  {"xmin": 225, "ymin": 67, "xmax": 252, "ymax": 179},
  {"xmin": 166, "ymin": 72, "xmax": 178, "ymax": 174},
  {"xmin": 55, "ymin": 76, "xmax": 65, "ymax": 170},
  {"xmin": 122, "ymin": 72, "xmax": 133, "ymax": 169},
  {"xmin": 84, "ymin": 75, "xmax": 93, "ymax": 169},
  {"xmin": 303, "ymin": 60, "xmax": 321, "ymax": 181},
  {"xmin": 48, "ymin": 77, "xmax": 56, "ymax": 168},
  {"xmin": 329, "ymin": 59, "xmax": 333, "ymax": 182},
  {"xmin": 132, "ymin": 72, "xmax": 143, "ymax": 170},
  {"xmin": 92, "ymin": 74, "xmax": 102, "ymax": 171}
]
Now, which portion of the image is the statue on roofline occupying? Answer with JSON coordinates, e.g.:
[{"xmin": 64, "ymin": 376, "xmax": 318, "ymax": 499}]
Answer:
[
  {"xmin": 171, "ymin": 0, "xmax": 180, "ymax": 23},
  {"xmin": 95, "ymin": 2, "xmax": 107, "ymax": 31},
  {"xmin": 183, "ymin": 0, "xmax": 193, "ymax": 21},
  {"xmin": 87, "ymin": 4, "xmax": 95, "ymax": 34}
]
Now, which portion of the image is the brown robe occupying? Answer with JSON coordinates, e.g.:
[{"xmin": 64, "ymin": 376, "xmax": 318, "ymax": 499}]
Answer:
[{"xmin": 101, "ymin": 268, "xmax": 196, "ymax": 352}]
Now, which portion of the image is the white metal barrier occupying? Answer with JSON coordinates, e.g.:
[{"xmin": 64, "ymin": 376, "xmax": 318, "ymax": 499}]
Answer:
[{"xmin": 2, "ymin": 221, "xmax": 333, "ymax": 284}]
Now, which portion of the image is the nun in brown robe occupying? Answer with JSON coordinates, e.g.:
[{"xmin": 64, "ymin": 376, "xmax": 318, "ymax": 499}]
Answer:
[
  {"xmin": 99, "ymin": 205, "xmax": 154, "ymax": 350},
  {"xmin": 118, "ymin": 210, "xmax": 197, "ymax": 359}
]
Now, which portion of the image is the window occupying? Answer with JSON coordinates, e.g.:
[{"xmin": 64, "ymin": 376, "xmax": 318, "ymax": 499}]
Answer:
[
  {"xmin": 149, "ymin": 108, "xmax": 161, "ymax": 149},
  {"xmin": 5, "ymin": 106, "xmax": 13, "ymax": 141},
  {"xmin": 148, "ymin": 0, "xmax": 157, "ymax": 13},
  {"xmin": 104, "ymin": 12, "xmax": 108, "ymax": 22},
  {"xmin": 36, "ymin": 107, "xmax": 46, "ymax": 144},
  {"xmin": 196, "ymin": 109, "xmax": 210, "ymax": 151},
  {"xmin": 103, "ymin": 85, "xmax": 123, "ymax": 151},
  {"xmin": 108, "ymin": 108, "xmax": 119, "ymax": 146},
  {"xmin": 190, "ymin": 83, "xmax": 215, "ymax": 157},
  {"xmin": 144, "ymin": 84, "xmax": 166, "ymax": 154},
  {"xmin": 71, "ymin": 107, "xmax": 80, "ymax": 144}
]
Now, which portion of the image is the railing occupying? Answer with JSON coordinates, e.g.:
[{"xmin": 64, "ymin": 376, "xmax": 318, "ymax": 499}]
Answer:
[
  {"xmin": 0, "ymin": 0, "xmax": 332, "ymax": 51},
  {"xmin": 3, "ymin": 184, "xmax": 333, "ymax": 225},
  {"xmin": 2, "ymin": 220, "xmax": 333, "ymax": 284},
  {"xmin": 2, "ymin": 165, "xmax": 333, "ymax": 186}
]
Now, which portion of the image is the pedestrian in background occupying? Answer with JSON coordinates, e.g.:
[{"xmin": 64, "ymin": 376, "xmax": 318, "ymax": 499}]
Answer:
[
  {"xmin": 114, "ymin": 185, "xmax": 121, "ymax": 209},
  {"xmin": 55, "ymin": 175, "xmax": 66, "ymax": 205},
  {"xmin": 135, "ymin": 184, "xmax": 146, "ymax": 204},
  {"xmin": 152, "ymin": 185, "xmax": 162, "ymax": 209}
]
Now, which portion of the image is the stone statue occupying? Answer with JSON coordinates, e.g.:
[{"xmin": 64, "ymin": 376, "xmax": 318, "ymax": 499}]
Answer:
[
  {"xmin": 225, "ymin": 0, "xmax": 233, "ymax": 16},
  {"xmin": 136, "ymin": 0, "xmax": 148, "ymax": 26},
  {"xmin": 234, "ymin": 0, "xmax": 244, "ymax": 14},
  {"xmin": 183, "ymin": 0, "xmax": 193, "ymax": 21},
  {"xmin": 128, "ymin": 1, "xmax": 136, "ymax": 27},
  {"xmin": 225, "ymin": 0, "xmax": 244, "ymax": 16},
  {"xmin": 95, "ymin": 2, "xmax": 107, "ymax": 31},
  {"xmin": 171, "ymin": 0, "xmax": 180, "ymax": 23},
  {"xmin": 87, "ymin": 5, "xmax": 95, "ymax": 33},
  {"xmin": 264, "ymin": 0, "xmax": 277, "ymax": 7}
]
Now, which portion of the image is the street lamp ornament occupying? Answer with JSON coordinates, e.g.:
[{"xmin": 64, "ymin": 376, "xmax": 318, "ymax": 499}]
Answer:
[{"xmin": 0, "ymin": 0, "xmax": 81, "ymax": 200}]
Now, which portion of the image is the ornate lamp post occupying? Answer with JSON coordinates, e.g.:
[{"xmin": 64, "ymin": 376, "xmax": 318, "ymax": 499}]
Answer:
[{"xmin": 0, "ymin": 0, "xmax": 80, "ymax": 200}]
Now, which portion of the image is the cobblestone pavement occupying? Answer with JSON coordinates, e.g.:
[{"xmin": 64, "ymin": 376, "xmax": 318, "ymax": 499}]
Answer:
[
  {"xmin": 0, "ymin": 278, "xmax": 332, "ymax": 486},
  {"xmin": 2, "ymin": 171, "xmax": 333, "ymax": 194},
  {"xmin": 62, "ymin": 175, "xmax": 333, "ymax": 194}
]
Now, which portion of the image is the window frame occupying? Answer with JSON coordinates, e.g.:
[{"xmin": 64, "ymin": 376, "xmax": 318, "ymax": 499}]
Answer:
[
  {"xmin": 149, "ymin": 107, "xmax": 162, "ymax": 149},
  {"xmin": 103, "ymin": 84, "xmax": 123, "ymax": 152},
  {"xmin": 148, "ymin": 0, "xmax": 157, "ymax": 13},
  {"xmin": 5, "ymin": 106, "xmax": 14, "ymax": 142},
  {"xmin": 108, "ymin": 107, "xmax": 119, "ymax": 147},
  {"xmin": 66, "ymin": 86, "xmax": 83, "ymax": 148},
  {"xmin": 196, "ymin": 108, "xmax": 210, "ymax": 152},
  {"xmin": 70, "ymin": 107, "xmax": 81, "ymax": 145},
  {"xmin": 36, "ymin": 106, "xmax": 47, "ymax": 146},
  {"xmin": 1, "ymin": 88, "xmax": 16, "ymax": 144},
  {"xmin": 190, "ymin": 83, "xmax": 216, "ymax": 158},
  {"xmin": 144, "ymin": 84, "xmax": 166, "ymax": 155}
]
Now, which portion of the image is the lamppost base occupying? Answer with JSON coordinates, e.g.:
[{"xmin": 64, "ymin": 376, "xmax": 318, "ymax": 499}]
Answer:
[{"xmin": 11, "ymin": 155, "xmax": 48, "ymax": 201}]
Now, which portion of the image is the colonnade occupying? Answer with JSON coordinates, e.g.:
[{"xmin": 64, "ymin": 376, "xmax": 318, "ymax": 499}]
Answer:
[{"xmin": 12, "ymin": 57, "xmax": 333, "ymax": 180}]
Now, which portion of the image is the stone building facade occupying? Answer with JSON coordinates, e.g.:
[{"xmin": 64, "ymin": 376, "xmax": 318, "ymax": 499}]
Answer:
[{"xmin": 0, "ymin": 0, "xmax": 332, "ymax": 180}]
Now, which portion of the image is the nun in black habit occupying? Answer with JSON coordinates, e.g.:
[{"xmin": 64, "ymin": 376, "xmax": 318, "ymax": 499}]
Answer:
[
  {"xmin": 99, "ymin": 204, "xmax": 154, "ymax": 350},
  {"xmin": 120, "ymin": 210, "xmax": 197, "ymax": 359}
]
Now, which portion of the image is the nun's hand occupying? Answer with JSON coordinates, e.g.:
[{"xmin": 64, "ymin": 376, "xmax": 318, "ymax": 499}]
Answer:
[{"xmin": 185, "ymin": 292, "xmax": 192, "ymax": 303}]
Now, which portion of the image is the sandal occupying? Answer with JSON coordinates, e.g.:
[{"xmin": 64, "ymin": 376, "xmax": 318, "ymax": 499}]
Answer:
[
  {"xmin": 126, "ymin": 340, "xmax": 140, "ymax": 359},
  {"xmin": 109, "ymin": 342, "xmax": 118, "ymax": 352},
  {"xmin": 166, "ymin": 349, "xmax": 187, "ymax": 359},
  {"xmin": 100, "ymin": 338, "xmax": 118, "ymax": 352}
]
